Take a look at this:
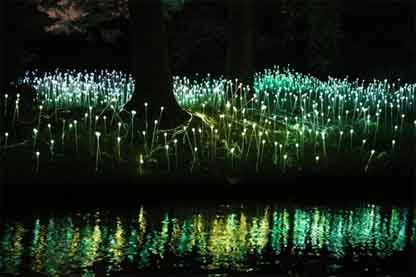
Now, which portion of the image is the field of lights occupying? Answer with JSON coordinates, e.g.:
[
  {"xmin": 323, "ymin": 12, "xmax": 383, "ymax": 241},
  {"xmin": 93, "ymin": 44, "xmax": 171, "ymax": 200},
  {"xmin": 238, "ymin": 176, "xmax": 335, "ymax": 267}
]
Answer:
[{"xmin": 1, "ymin": 66, "xmax": 415, "ymax": 178}]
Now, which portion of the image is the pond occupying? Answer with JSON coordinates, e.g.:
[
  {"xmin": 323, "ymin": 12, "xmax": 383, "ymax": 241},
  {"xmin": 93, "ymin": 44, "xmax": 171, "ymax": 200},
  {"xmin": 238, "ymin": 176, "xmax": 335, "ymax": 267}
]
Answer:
[{"xmin": 1, "ymin": 202, "xmax": 414, "ymax": 276}]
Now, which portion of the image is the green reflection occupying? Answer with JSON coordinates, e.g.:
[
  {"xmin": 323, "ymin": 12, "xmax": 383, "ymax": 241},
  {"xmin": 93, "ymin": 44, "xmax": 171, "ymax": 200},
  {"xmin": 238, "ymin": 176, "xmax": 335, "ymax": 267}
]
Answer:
[
  {"xmin": 30, "ymin": 219, "xmax": 45, "ymax": 273},
  {"xmin": 271, "ymin": 208, "xmax": 290, "ymax": 255},
  {"xmin": 137, "ymin": 206, "xmax": 147, "ymax": 247},
  {"xmin": 138, "ymin": 232, "xmax": 153, "ymax": 269},
  {"xmin": 412, "ymin": 208, "xmax": 416, "ymax": 246},
  {"xmin": 107, "ymin": 217, "xmax": 125, "ymax": 271},
  {"xmin": 150, "ymin": 213, "xmax": 170, "ymax": 259},
  {"xmin": 293, "ymin": 209, "xmax": 310, "ymax": 253},
  {"xmin": 193, "ymin": 214, "xmax": 208, "ymax": 264},
  {"xmin": 126, "ymin": 224, "xmax": 139, "ymax": 262},
  {"xmin": 327, "ymin": 212, "xmax": 345, "ymax": 258},
  {"xmin": 0, "ymin": 223, "xmax": 25, "ymax": 274},
  {"xmin": 310, "ymin": 208, "xmax": 326, "ymax": 253},
  {"xmin": 0, "ymin": 204, "xmax": 413, "ymax": 275}
]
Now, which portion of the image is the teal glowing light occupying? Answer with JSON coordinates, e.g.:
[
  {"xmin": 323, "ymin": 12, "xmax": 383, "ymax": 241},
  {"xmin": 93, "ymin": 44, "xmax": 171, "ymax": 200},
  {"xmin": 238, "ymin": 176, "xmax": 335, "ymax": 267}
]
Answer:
[
  {"xmin": 0, "ymin": 205, "xmax": 413, "ymax": 275},
  {"xmin": 11, "ymin": 67, "xmax": 415, "ymax": 174}
]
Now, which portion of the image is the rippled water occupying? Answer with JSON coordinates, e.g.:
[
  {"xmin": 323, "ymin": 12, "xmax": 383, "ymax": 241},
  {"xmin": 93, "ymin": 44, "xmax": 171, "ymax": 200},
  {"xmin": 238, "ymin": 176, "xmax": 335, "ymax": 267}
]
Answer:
[{"xmin": 1, "ymin": 204, "xmax": 414, "ymax": 276}]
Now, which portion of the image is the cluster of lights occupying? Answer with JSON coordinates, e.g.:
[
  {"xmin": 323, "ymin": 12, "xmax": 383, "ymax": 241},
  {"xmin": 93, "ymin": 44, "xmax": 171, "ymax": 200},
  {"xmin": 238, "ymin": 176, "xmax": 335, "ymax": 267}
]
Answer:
[
  {"xmin": 21, "ymin": 69, "xmax": 227, "ymax": 112},
  {"xmin": 1, "ymin": 67, "xmax": 413, "ymax": 175}
]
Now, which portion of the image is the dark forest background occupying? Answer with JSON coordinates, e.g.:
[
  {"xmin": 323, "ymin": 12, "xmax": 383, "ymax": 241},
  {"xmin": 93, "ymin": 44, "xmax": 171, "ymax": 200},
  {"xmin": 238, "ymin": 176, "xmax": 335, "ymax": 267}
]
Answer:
[{"xmin": 3, "ymin": 0, "xmax": 416, "ymax": 87}]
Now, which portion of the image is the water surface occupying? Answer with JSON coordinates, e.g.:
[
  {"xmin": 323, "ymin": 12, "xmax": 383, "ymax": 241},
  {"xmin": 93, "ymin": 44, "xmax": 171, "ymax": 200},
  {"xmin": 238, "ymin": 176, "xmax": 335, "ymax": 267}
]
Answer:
[{"xmin": 1, "ymin": 203, "xmax": 414, "ymax": 276}]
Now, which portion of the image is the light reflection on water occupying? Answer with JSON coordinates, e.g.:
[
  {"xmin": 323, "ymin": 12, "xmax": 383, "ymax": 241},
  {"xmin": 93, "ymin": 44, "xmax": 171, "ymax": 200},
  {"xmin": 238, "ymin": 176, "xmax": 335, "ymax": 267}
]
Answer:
[
  {"xmin": 0, "ymin": 204, "xmax": 414, "ymax": 276},
  {"xmin": 412, "ymin": 207, "xmax": 416, "ymax": 250}
]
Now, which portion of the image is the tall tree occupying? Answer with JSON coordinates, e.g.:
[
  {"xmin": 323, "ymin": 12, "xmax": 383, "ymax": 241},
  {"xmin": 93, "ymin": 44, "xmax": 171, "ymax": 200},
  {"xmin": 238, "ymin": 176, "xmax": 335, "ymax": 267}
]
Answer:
[
  {"xmin": 126, "ymin": 0, "xmax": 189, "ymax": 127},
  {"xmin": 38, "ymin": 0, "xmax": 189, "ymax": 126},
  {"xmin": 225, "ymin": 0, "xmax": 254, "ymax": 86}
]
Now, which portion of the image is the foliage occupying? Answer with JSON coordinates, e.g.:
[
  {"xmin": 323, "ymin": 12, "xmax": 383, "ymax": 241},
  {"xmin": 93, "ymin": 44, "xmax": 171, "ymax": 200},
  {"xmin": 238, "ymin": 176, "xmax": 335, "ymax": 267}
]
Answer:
[{"xmin": 36, "ymin": 0, "xmax": 186, "ymax": 34}]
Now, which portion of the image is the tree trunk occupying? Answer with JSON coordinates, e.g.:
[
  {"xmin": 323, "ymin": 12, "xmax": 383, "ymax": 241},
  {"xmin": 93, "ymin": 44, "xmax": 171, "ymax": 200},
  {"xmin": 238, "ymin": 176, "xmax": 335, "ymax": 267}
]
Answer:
[
  {"xmin": 126, "ymin": 0, "xmax": 189, "ymax": 128},
  {"xmin": 225, "ymin": 0, "xmax": 254, "ymax": 86}
]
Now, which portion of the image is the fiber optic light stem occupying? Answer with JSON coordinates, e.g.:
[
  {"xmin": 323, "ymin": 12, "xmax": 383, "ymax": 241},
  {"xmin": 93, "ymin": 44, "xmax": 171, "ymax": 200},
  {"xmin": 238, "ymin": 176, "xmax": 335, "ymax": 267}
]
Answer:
[
  {"xmin": 95, "ymin": 132, "xmax": 101, "ymax": 173},
  {"xmin": 3, "ymin": 94, "xmax": 8, "ymax": 117},
  {"xmin": 35, "ymin": 152, "xmax": 40, "ymax": 175}
]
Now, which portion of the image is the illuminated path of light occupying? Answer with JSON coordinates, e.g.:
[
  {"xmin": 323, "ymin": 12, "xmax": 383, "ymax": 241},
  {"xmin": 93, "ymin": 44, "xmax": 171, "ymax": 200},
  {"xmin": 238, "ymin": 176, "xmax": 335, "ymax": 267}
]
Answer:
[{"xmin": 0, "ymin": 204, "xmax": 413, "ymax": 275}]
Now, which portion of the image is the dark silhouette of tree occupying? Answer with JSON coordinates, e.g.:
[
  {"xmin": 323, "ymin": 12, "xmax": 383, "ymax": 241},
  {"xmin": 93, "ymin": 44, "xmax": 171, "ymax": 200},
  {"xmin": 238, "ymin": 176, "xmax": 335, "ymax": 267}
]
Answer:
[
  {"xmin": 38, "ymin": 0, "xmax": 189, "ymax": 126},
  {"xmin": 225, "ymin": 0, "xmax": 254, "ymax": 86},
  {"xmin": 126, "ymin": 0, "xmax": 189, "ymax": 127}
]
